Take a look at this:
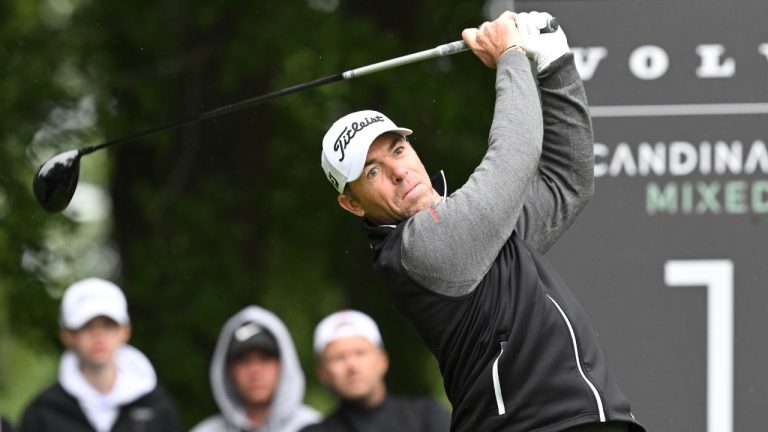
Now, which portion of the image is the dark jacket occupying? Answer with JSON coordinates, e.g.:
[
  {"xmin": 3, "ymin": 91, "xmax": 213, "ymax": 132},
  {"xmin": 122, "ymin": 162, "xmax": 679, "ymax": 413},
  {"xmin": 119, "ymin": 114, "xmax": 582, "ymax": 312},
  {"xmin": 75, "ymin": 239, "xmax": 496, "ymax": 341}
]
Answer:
[
  {"xmin": 301, "ymin": 395, "xmax": 450, "ymax": 432},
  {"xmin": 1, "ymin": 416, "xmax": 13, "ymax": 432},
  {"xmin": 18, "ymin": 383, "xmax": 180, "ymax": 432},
  {"xmin": 363, "ymin": 53, "xmax": 645, "ymax": 432}
]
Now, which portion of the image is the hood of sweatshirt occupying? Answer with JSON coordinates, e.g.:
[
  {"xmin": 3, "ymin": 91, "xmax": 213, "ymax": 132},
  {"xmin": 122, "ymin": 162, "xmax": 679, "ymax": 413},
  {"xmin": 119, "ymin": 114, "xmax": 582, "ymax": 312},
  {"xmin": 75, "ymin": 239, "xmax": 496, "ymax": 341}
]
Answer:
[
  {"xmin": 209, "ymin": 305, "xmax": 317, "ymax": 431},
  {"xmin": 59, "ymin": 344, "xmax": 157, "ymax": 431}
]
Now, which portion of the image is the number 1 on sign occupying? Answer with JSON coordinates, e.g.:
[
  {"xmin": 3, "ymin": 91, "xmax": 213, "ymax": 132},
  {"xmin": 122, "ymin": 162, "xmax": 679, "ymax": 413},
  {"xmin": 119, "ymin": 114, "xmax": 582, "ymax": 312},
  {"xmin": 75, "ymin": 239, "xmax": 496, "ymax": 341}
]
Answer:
[{"xmin": 665, "ymin": 260, "xmax": 733, "ymax": 432}]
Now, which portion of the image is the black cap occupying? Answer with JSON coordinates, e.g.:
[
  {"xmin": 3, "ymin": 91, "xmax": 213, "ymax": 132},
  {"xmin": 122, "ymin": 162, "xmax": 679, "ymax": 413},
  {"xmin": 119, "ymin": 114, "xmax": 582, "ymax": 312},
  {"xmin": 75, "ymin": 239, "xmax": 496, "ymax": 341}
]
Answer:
[{"xmin": 227, "ymin": 322, "xmax": 279, "ymax": 362}]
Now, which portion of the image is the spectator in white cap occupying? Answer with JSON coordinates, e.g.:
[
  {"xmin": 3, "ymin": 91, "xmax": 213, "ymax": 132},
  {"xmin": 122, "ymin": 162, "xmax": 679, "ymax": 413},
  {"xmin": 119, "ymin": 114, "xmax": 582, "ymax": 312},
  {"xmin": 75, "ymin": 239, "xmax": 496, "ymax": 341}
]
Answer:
[
  {"xmin": 191, "ymin": 305, "xmax": 320, "ymax": 432},
  {"xmin": 301, "ymin": 310, "xmax": 450, "ymax": 432},
  {"xmin": 18, "ymin": 277, "xmax": 181, "ymax": 432}
]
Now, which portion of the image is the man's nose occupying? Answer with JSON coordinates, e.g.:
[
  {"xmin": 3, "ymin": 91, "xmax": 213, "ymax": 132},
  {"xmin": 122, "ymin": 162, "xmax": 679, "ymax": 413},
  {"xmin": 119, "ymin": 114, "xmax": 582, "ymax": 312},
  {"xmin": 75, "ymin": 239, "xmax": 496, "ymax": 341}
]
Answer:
[
  {"xmin": 344, "ymin": 361, "xmax": 360, "ymax": 374},
  {"xmin": 387, "ymin": 163, "xmax": 408, "ymax": 183}
]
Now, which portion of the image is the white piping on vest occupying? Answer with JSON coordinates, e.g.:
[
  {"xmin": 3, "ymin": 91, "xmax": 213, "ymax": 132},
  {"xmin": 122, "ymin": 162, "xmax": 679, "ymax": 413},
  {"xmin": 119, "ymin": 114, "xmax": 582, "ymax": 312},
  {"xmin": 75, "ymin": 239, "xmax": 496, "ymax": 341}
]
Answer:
[
  {"xmin": 547, "ymin": 295, "xmax": 606, "ymax": 422},
  {"xmin": 492, "ymin": 343, "xmax": 506, "ymax": 415}
]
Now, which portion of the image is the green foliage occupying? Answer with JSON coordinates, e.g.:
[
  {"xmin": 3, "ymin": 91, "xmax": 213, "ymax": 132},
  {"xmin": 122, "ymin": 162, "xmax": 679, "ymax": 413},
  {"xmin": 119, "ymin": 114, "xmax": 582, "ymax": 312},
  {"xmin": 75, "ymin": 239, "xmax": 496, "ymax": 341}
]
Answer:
[
  {"xmin": 0, "ymin": 336, "xmax": 58, "ymax": 419},
  {"xmin": 2, "ymin": 0, "xmax": 506, "ymax": 427}
]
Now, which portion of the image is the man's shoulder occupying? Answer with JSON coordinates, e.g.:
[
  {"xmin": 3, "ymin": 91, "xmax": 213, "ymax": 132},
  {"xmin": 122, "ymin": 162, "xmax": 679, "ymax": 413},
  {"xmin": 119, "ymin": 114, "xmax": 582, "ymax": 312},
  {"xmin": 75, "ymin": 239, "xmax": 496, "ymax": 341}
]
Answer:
[
  {"xmin": 1, "ymin": 416, "xmax": 12, "ymax": 431},
  {"xmin": 189, "ymin": 414, "xmax": 228, "ymax": 432},
  {"xmin": 299, "ymin": 424, "xmax": 325, "ymax": 432},
  {"xmin": 393, "ymin": 394, "xmax": 441, "ymax": 403},
  {"xmin": 24, "ymin": 382, "xmax": 74, "ymax": 409},
  {"xmin": 389, "ymin": 395, "xmax": 452, "ymax": 430},
  {"xmin": 298, "ymin": 409, "xmax": 345, "ymax": 432},
  {"xmin": 390, "ymin": 395, "xmax": 448, "ymax": 411},
  {"xmin": 120, "ymin": 383, "xmax": 180, "ymax": 429},
  {"xmin": 129, "ymin": 382, "xmax": 175, "ymax": 406},
  {"xmin": 18, "ymin": 383, "xmax": 87, "ymax": 432}
]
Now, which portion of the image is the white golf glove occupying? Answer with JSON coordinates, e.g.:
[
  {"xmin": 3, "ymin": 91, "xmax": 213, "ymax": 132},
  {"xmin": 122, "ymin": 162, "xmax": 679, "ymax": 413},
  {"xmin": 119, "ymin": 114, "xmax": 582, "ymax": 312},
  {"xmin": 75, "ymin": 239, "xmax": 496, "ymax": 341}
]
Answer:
[{"xmin": 516, "ymin": 11, "xmax": 569, "ymax": 73}]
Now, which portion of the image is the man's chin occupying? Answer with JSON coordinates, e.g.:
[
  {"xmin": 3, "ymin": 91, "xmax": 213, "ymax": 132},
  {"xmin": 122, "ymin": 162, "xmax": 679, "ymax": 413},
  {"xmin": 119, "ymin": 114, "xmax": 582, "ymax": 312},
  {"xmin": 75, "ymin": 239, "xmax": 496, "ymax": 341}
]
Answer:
[
  {"xmin": 344, "ymin": 391, "xmax": 373, "ymax": 403},
  {"xmin": 82, "ymin": 355, "xmax": 114, "ymax": 367},
  {"xmin": 408, "ymin": 202, "xmax": 434, "ymax": 218},
  {"xmin": 366, "ymin": 204, "xmax": 428, "ymax": 225},
  {"xmin": 242, "ymin": 391, "xmax": 272, "ymax": 405}
]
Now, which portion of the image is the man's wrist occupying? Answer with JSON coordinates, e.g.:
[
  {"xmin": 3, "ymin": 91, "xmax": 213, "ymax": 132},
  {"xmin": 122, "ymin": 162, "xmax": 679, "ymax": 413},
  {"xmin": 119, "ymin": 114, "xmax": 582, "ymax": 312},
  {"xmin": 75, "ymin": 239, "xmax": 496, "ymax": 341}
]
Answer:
[{"xmin": 499, "ymin": 44, "xmax": 526, "ymax": 62}]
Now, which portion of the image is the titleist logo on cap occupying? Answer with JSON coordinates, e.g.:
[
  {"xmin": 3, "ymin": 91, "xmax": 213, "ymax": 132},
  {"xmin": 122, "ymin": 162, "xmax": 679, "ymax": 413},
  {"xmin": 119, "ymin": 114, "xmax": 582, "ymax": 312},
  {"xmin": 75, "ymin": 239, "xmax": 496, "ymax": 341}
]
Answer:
[{"xmin": 333, "ymin": 115, "xmax": 385, "ymax": 162}]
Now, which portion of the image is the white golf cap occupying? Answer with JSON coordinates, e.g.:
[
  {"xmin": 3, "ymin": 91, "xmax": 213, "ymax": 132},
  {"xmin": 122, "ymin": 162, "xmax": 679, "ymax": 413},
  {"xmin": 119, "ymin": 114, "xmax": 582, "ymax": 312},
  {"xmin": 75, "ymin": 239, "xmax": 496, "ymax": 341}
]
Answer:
[
  {"xmin": 321, "ymin": 110, "xmax": 412, "ymax": 193},
  {"xmin": 313, "ymin": 309, "xmax": 383, "ymax": 356},
  {"xmin": 60, "ymin": 278, "xmax": 130, "ymax": 330}
]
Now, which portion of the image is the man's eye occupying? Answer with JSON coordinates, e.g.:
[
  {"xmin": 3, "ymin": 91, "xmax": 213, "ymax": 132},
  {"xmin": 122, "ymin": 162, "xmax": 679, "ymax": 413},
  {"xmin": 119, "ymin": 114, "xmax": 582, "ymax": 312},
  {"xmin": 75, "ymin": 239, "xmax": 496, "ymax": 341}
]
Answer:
[
  {"xmin": 394, "ymin": 146, "xmax": 404, "ymax": 155},
  {"xmin": 367, "ymin": 167, "xmax": 378, "ymax": 179}
]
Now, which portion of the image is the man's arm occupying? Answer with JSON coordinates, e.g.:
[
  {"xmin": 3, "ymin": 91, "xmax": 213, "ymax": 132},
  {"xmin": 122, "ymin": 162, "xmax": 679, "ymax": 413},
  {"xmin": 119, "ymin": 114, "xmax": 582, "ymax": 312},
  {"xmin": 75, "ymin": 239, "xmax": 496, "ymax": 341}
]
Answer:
[
  {"xmin": 399, "ymin": 46, "xmax": 544, "ymax": 297},
  {"xmin": 515, "ymin": 53, "xmax": 594, "ymax": 254},
  {"xmin": 511, "ymin": 12, "xmax": 594, "ymax": 253},
  {"xmin": 18, "ymin": 402, "xmax": 44, "ymax": 432},
  {"xmin": 396, "ymin": 12, "xmax": 594, "ymax": 297}
]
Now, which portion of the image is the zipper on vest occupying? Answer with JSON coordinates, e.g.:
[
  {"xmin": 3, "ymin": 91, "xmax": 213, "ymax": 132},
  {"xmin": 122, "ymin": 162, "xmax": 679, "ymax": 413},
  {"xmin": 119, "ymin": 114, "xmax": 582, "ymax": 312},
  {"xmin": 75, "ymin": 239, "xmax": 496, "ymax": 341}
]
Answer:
[
  {"xmin": 492, "ymin": 341, "xmax": 507, "ymax": 415},
  {"xmin": 546, "ymin": 294, "xmax": 606, "ymax": 422}
]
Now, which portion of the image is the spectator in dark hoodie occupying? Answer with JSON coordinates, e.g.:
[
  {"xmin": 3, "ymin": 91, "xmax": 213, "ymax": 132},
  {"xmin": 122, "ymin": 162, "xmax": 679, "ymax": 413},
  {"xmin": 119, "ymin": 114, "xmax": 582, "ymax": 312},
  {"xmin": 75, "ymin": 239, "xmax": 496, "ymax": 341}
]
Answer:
[
  {"xmin": 191, "ymin": 305, "xmax": 320, "ymax": 432},
  {"xmin": 18, "ymin": 278, "xmax": 180, "ymax": 432}
]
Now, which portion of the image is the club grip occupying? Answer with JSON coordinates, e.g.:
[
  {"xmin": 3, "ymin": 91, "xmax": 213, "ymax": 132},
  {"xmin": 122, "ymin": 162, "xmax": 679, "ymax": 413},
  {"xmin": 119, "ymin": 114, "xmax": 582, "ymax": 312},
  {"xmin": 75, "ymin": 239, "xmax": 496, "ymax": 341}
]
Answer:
[
  {"xmin": 344, "ymin": 15, "xmax": 560, "ymax": 79},
  {"xmin": 437, "ymin": 41, "xmax": 469, "ymax": 56}
]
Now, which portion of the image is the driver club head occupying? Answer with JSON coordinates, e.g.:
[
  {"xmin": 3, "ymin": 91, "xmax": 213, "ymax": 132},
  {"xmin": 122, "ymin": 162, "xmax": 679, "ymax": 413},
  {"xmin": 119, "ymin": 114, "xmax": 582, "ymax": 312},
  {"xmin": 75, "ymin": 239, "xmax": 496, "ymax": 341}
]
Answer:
[{"xmin": 33, "ymin": 149, "xmax": 83, "ymax": 213}]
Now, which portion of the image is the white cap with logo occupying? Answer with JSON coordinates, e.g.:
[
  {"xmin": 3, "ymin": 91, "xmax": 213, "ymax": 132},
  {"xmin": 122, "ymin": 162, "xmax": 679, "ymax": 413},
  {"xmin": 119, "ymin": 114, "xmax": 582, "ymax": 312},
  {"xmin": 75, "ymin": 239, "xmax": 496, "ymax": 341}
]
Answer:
[
  {"xmin": 313, "ymin": 309, "xmax": 383, "ymax": 356},
  {"xmin": 59, "ymin": 278, "xmax": 130, "ymax": 330},
  {"xmin": 321, "ymin": 110, "xmax": 412, "ymax": 193}
]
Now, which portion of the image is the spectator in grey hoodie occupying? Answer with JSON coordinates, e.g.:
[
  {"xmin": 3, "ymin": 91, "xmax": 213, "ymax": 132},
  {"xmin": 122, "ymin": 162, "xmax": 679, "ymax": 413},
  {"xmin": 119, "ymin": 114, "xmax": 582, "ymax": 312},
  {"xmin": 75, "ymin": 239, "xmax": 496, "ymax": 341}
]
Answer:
[{"xmin": 191, "ymin": 305, "xmax": 320, "ymax": 432}]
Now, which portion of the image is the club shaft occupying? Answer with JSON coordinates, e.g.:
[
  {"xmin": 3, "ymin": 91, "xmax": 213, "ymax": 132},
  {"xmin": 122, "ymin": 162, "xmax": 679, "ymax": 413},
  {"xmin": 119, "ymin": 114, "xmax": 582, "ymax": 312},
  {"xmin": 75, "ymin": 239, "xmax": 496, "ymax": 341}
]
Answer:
[
  {"xmin": 82, "ymin": 39, "xmax": 455, "ymax": 155},
  {"xmin": 82, "ymin": 73, "xmax": 345, "ymax": 155},
  {"xmin": 342, "ymin": 41, "xmax": 468, "ymax": 80},
  {"xmin": 340, "ymin": 16, "xmax": 558, "ymax": 79},
  {"xmin": 79, "ymin": 17, "xmax": 558, "ymax": 156}
]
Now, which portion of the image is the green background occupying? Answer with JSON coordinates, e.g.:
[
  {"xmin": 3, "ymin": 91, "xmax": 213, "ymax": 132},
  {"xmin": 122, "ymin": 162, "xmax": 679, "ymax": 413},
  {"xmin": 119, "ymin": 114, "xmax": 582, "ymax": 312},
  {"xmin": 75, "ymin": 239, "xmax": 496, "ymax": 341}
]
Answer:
[{"xmin": 1, "ymin": 0, "xmax": 495, "ymax": 427}]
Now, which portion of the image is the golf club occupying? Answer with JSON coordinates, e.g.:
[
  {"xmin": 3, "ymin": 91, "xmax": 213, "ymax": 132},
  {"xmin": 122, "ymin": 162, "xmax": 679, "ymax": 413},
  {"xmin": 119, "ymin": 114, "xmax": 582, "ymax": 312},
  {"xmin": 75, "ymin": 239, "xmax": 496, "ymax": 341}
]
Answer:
[{"xmin": 33, "ymin": 18, "xmax": 558, "ymax": 213}]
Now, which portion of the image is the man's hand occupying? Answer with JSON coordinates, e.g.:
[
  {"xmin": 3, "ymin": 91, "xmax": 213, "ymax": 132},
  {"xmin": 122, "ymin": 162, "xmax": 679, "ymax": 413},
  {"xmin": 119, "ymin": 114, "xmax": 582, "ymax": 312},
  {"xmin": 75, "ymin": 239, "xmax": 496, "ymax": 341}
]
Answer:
[
  {"xmin": 462, "ymin": 11, "xmax": 525, "ymax": 68},
  {"xmin": 516, "ymin": 11, "xmax": 569, "ymax": 73}
]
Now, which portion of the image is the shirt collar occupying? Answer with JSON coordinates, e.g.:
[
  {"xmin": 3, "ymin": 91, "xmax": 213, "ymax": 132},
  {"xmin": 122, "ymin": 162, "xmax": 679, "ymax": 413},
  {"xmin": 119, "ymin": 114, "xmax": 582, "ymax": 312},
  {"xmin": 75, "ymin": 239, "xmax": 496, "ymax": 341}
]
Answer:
[{"xmin": 431, "ymin": 170, "xmax": 447, "ymax": 201}]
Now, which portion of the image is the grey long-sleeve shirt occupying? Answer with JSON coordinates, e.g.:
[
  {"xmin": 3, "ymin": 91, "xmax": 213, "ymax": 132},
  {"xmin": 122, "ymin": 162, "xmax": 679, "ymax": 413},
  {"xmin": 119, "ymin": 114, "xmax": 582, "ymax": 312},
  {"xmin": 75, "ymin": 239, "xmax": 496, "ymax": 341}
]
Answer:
[
  {"xmin": 399, "ymin": 51, "xmax": 594, "ymax": 297},
  {"xmin": 364, "ymin": 52, "xmax": 643, "ymax": 432},
  {"xmin": 365, "ymin": 53, "xmax": 643, "ymax": 432}
]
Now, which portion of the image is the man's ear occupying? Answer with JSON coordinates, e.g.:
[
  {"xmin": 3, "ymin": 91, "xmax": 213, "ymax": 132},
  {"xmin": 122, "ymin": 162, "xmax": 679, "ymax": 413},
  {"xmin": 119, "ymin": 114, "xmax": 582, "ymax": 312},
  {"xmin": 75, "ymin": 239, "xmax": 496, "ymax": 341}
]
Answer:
[
  {"xmin": 337, "ymin": 193, "xmax": 365, "ymax": 217},
  {"xmin": 120, "ymin": 324, "xmax": 132, "ymax": 344},
  {"xmin": 59, "ymin": 328, "xmax": 75, "ymax": 348},
  {"xmin": 316, "ymin": 362, "xmax": 331, "ymax": 386},
  {"xmin": 378, "ymin": 349, "xmax": 390, "ymax": 377}
]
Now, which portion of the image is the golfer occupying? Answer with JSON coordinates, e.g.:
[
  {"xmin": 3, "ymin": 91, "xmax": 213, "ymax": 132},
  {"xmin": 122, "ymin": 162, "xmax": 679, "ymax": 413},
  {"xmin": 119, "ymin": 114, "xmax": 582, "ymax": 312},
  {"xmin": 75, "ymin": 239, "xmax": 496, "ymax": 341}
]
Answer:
[{"xmin": 320, "ymin": 11, "xmax": 645, "ymax": 432}]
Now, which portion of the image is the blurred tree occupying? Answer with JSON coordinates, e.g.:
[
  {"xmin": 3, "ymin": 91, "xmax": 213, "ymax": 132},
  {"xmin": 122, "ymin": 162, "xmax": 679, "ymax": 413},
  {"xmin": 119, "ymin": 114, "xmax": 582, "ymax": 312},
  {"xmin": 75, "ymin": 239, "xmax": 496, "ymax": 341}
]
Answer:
[
  {"xmin": 0, "ymin": 0, "xmax": 119, "ymax": 419},
  {"xmin": 2, "ymin": 0, "xmax": 504, "ymax": 427}
]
